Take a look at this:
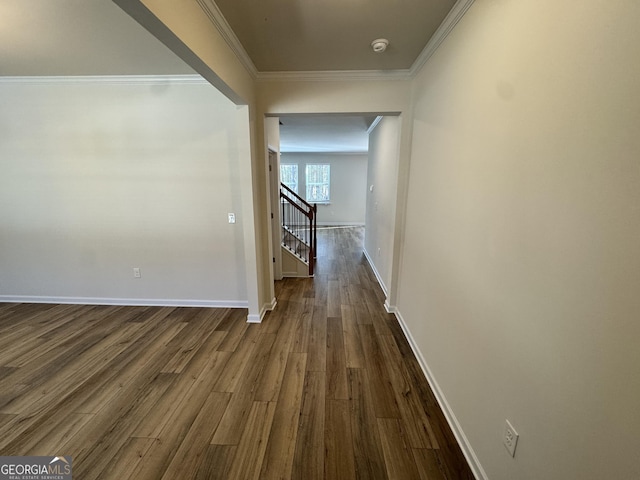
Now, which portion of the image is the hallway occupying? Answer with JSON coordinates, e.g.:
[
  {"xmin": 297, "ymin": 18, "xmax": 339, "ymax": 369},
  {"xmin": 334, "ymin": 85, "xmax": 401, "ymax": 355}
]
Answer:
[
  {"xmin": 0, "ymin": 226, "xmax": 473, "ymax": 479},
  {"xmin": 270, "ymin": 226, "xmax": 474, "ymax": 479}
]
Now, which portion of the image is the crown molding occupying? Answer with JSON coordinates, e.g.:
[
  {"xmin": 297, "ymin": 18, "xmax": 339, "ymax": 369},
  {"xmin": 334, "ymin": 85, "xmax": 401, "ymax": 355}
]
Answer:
[
  {"xmin": 0, "ymin": 74, "xmax": 208, "ymax": 85},
  {"xmin": 196, "ymin": 0, "xmax": 258, "ymax": 79},
  {"xmin": 409, "ymin": 0, "xmax": 475, "ymax": 76},
  {"xmin": 256, "ymin": 69, "xmax": 412, "ymax": 82}
]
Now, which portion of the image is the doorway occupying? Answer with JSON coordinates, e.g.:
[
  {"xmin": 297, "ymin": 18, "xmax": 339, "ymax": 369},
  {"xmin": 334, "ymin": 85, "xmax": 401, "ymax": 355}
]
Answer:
[{"xmin": 266, "ymin": 114, "xmax": 401, "ymax": 297}]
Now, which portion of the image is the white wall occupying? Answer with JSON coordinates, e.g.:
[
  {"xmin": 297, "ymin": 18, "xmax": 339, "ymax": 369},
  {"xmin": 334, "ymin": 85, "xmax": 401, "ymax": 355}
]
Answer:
[
  {"xmin": 0, "ymin": 77, "xmax": 249, "ymax": 306},
  {"xmin": 280, "ymin": 152, "xmax": 368, "ymax": 226},
  {"xmin": 265, "ymin": 117, "xmax": 283, "ymax": 280},
  {"xmin": 364, "ymin": 116, "xmax": 400, "ymax": 296},
  {"xmin": 398, "ymin": 1, "xmax": 640, "ymax": 479},
  {"xmin": 116, "ymin": 0, "xmax": 271, "ymax": 322}
]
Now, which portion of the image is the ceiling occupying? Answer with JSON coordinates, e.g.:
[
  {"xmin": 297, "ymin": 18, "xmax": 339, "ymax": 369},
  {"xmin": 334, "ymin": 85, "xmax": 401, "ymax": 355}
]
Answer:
[
  {"xmin": 207, "ymin": 0, "xmax": 457, "ymax": 72},
  {"xmin": 279, "ymin": 115, "xmax": 377, "ymax": 154},
  {"xmin": 0, "ymin": 0, "xmax": 459, "ymax": 152}
]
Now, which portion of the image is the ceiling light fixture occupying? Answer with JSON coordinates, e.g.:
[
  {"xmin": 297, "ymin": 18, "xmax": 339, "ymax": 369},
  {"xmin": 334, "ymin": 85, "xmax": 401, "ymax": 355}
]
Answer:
[{"xmin": 371, "ymin": 38, "xmax": 389, "ymax": 53}]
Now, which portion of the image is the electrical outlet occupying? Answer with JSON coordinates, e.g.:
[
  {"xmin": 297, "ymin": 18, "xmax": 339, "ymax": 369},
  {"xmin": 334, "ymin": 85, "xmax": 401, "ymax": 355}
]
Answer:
[
  {"xmin": 503, "ymin": 420, "xmax": 519, "ymax": 457},
  {"xmin": 228, "ymin": 213, "xmax": 236, "ymax": 224},
  {"xmin": 133, "ymin": 267, "xmax": 141, "ymax": 278}
]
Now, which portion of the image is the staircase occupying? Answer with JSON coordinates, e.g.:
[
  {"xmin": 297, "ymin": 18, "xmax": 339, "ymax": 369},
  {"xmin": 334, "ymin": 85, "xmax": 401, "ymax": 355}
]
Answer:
[{"xmin": 280, "ymin": 183, "xmax": 317, "ymax": 276}]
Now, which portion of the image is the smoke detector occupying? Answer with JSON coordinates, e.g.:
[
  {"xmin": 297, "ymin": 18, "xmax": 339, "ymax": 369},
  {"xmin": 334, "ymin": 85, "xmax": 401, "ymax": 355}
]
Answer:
[{"xmin": 371, "ymin": 38, "xmax": 389, "ymax": 53}]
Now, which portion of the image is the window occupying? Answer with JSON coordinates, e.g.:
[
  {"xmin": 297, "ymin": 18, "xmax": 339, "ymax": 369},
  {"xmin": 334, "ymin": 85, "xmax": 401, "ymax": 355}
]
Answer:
[
  {"xmin": 306, "ymin": 164, "xmax": 330, "ymax": 203},
  {"xmin": 280, "ymin": 164, "xmax": 298, "ymax": 194}
]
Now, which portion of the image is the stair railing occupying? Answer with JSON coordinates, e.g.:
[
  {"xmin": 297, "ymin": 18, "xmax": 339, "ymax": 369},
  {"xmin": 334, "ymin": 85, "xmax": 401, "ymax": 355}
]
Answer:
[{"xmin": 280, "ymin": 183, "xmax": 317, "ymax": 276}]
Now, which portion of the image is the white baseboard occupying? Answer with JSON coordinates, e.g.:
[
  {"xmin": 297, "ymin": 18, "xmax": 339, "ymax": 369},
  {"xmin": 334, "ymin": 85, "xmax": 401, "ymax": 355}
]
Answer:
[
  {"xmin": 266, "ymin": 296, "xmax": 277, "ymax": 311},
  {"xmin": 247, "ymin": 297, "xmax": 278, "ymax": 323},
  {"xmin": 316, "ymin": 222, "xmax": 365, "ymax": 227},
  {"xmin": 393, "ymin": 308, "xmax": 488, "ymax": 480},
  {"xmin": 362, "ymin": 248, "xmax": 389, "ymax": 297},
  {"xmin": 384, "ymin": 300, "xmax": 395, "ymax": 313},
  {"xmin": 281, "ymin": 271, "xmax": 311, "ymax": 278},
  {"xmin": 0, "ymin": 295, "xmax": 248, "ymax": 309}
]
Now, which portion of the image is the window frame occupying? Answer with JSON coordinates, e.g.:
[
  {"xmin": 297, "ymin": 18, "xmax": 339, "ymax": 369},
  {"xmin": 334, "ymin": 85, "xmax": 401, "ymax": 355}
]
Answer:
[
  {"xmin": 305, "ymin": 163, "xmax": 331, "ymax": 204},
  {"xmin": 280, "ymin": 163, "xmax": 299, "ymax": 195}
]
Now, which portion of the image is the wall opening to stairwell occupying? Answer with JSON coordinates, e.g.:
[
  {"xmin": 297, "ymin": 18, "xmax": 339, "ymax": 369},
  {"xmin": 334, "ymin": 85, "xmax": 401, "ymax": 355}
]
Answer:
[{"xmin": 265, "ymin": 113, "xmax": 401, "ymax": 294}]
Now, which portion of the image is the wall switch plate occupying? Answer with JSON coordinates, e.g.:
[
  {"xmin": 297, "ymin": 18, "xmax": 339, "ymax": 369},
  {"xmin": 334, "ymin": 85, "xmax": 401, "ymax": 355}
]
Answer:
[
  {"xmin": 503, "ymin": 419, "xmax": 519, "ymax": 457},
  {"xmin": 228, "ymin": 213, "xmax": 236, "ymax": 224},
  {"xmin": 133, "ymin": 267, "xmax": 141, "ymax": 278}
]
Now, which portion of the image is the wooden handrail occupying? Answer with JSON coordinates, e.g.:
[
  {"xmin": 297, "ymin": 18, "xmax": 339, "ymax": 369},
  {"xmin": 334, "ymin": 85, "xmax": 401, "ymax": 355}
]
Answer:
[
  {"xmin": 280, "ymin": 191, "xmax": 313, "ymax": 218},
  {"xmin": 280, "ymin": 183, "xmax": 314, "ymax": 211},
  {"xmin": 280, "ymin": 183, "xmax": 317, "ymax": 276}
]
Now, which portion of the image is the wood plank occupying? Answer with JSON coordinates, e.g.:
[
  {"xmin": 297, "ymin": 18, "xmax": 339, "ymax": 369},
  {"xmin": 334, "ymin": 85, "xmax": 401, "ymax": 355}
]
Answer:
[
  {"xmin": 325, "ymin": 399, "xmax": 356, "ymax": 480},
  {"xmin": 0, "ymin": 331, "xmax": 128, "ymax": 415},
  {"xmin": 2, "ymin": 320, "xmax": 143, "ymax": 393},
  {"xmin": 292, "ymin": 370, "xmax": 325, "ymax": 480},
  {"xmin": 378, "ymin": 334, "xmax": 435, "ymax": 449},
  {"xmin": 306, "ymin": 305, "xmax": 327, "ymax": 372},
  {"xmin": 290, "ymin": 298, "xmax": 314, "ymax": 353},
  {"xmin": 253, "ymin": 312, "xmax": 298, "ymax": 402},
  {"xmin": 160, "ymin": 309, "xmax": 225, "ymax": 373},
  {"xmin": 412, "ymin": 448, "xmax": 446, "ymax": 480},
  {"xmin": 214, "ymin": 309, "xmax": 250, "ymax": 352},
  {"xmin": 69, "ymin": 372, "xmax": 178, "ymax": 480},
  {"xmin": 1, "ymin": 308, "xmax": 180, "ymax": 416},
  {"xmin": 128, "ymin": 350, "xmax": 233, "ymax": 480},
  {"xmin": 194, "ymin": 445, "xmax": 236, "ymax": 480},
  {"xmin": 3, "ymin": 305, "xmax": 106, "ymax": 368},
  {"xmin": 327, "ymin": 279, "xmax": 341, "ymax": 317},
  {"xmin": 377, "ymin": 417, "xmax": 421, "ymax": 480},
  {"xmin": 236, "ymin": 333, "xmax": 277, "ymax": 394},
  {"xmin": 210, "ymin": 390, "xmax": 254, "ymax": 446},
  {"xmin": 226, "ymin": 401, "xmax": 276, "ymax": 480},
  {"xmin": 367, "ymin": 301, "xmax": 394, "ymax": 336},
  {"xmin": 387, "ymin": 320, "xmax": 441, "ymax": 410},
  {"xmin": 73, "ymin": 322, "xmax": 191, "ymax": 415},
  {"xmin": 212, "ymin": 325, "xmax": 259, "ymax": 393},
  {"xmin": 0, "ymin": 303, "xmax": 52, "ymax": 325},
  {"xmin": 133, "ymin": 349, "xmax": 229, "ymax": 439},
  {"xmin": 160, "ymin": 391, "xmax": 231, "ymax": 479},
  {"xmin": 0, "ymin": 304, "xmax": 78, "ymax": 355},
  {"xmin": 0, "ymin": 366, "xmax": 18, "ymax": 382},
  {"xmin": 326, "ymin": 317, "xmax": 349, "ymax": 400},
  {"xmin": 96, "ymin": 437, "xmax": 156, "ymax": 480},
  {"xmin": 359, "ymin": 324, "xmax": 401, "ymax": 419},
  {"xmin": 8, "ymin": 412, "xmax": 94, "ymax": 457},
  {"xmin": 346, "ymin": 282, "xmax": 367, "ymax": 307},
  {"xmin": 355, "ymin": 302, "xmax": 373, "ymax": 325},
  {"xmin": 312, "ymin": 274, "xmax": 328, "ymax": 307},
  {"xmin": 258, "ymin": 307, "xmax": 284, "ymax": 335},
  {"xmin": 348, "ymin": 368, "xmax": 388, "ymax": 480},
  {"xmin": 259, "ymin": 352, "xmax": 308, "ymax": 480},
  {"xmin": 0, "ymin": 413, "xmax": 17, "ymax": 429},
  {"xmin": 341, "ymin": 305, "xmax": 366, "ymax": 369}
]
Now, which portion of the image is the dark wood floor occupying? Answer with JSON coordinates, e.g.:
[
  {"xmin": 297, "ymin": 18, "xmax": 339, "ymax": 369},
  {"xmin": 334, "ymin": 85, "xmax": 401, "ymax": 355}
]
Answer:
[{"xmin": 0, "ymin": 226, "xmax": 473, "ymax": 479}]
